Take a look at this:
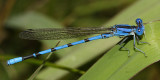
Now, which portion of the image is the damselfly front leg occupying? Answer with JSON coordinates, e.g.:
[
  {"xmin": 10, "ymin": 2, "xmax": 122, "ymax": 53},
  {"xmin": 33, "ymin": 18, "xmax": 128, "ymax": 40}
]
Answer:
[
  {"xmin": 133, "ymin": 32, "xmax": 147, "ymax": 57},
  {"xmin": 136, "ymin": 36, "xmax": 150, "ymax": 45}
]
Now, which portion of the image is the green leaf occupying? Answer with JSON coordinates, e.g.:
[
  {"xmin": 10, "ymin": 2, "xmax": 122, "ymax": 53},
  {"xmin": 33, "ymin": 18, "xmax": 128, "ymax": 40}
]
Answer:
[
  {"xmin": 79, "ymin": 0, "xmax": 160, "ymax": 80},
  {"xmin": 79, "ymin": 22, "xmax": 160, "ymax": 80}
]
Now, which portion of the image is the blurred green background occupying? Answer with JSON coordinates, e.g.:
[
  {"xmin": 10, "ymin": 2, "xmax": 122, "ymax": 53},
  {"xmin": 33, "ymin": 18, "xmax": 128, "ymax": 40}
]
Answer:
[{"xmin": 0, "ymin": 0, "xmax": 160, "ymax": 80}]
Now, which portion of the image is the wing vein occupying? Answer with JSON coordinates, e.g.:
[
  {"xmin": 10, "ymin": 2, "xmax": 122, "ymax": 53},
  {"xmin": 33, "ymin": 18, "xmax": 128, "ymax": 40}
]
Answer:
[{"xmin": 19, "ymin": 27, "xmax": 112, "ymax": 40}]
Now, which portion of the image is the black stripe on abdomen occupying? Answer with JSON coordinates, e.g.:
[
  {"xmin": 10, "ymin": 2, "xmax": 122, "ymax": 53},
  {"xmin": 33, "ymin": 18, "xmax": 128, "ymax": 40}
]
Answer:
[{"xmin": 84, "ymin": 38, "xmax": 90, "ymax": 42}]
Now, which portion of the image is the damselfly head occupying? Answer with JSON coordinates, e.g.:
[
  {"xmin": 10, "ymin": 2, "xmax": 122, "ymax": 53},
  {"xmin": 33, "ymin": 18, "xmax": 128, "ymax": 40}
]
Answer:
[{"xmin": 135, "ymin": 18, "xmax": 145, "ymax": 36}]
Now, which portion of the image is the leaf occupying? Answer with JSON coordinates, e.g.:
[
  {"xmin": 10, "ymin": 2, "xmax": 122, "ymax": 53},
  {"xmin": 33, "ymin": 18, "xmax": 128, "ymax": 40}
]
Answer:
[
  {"xmin": 79, "ymin": 0, "xmax": 160, "ymax": 80},
  {"xmin": 79, "ymin": 22, "xmax": 160, "ymax": 80}
]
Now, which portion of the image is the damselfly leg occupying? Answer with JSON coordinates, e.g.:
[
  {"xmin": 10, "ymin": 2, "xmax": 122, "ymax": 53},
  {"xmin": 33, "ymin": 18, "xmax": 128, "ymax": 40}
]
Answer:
[
  {"xmin": 136, "ymin": 36, "xmax": 150, "ymax": 45},
  {"xmin": 133, "ymin": 33, "xmax": 147, "ymax": 57},
  {"xmin": 119, "ymin": 37, "xmax": 130, "ymax": 56}
]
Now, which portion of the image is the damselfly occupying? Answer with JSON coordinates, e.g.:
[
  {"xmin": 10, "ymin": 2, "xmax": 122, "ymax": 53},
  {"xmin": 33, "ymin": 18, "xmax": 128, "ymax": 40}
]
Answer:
[{"xmin": 7, "ymin": 18, "xmax": 159, "ymax": 65}]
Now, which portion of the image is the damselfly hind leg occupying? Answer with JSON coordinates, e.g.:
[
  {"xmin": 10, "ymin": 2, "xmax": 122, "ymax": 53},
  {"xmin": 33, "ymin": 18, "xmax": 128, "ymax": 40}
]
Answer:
[
  {"xmin": 133, "ymin": 33, "xmax": 147, "ymax": 57},
  {"xmin": 119, "ymin": 37, "xmax": 130, "ymax": 57}
]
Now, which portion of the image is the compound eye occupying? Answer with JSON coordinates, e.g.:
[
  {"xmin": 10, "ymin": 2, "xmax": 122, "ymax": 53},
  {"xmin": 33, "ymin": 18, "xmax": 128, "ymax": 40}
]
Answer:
[
  {"xmin": 136, "ymin": 18, "xmax": 143, "ymax": 24},
  {"xmin": 138, "ymin": 29, "xmax": 140, "ymax": 32}
]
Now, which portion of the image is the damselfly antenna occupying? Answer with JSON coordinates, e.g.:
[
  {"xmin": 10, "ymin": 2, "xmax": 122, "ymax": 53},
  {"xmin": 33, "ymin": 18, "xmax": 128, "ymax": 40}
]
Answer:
[{"xmin": 143, "ymin": 19, "xmax": 160, "ymax": 25}]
